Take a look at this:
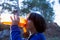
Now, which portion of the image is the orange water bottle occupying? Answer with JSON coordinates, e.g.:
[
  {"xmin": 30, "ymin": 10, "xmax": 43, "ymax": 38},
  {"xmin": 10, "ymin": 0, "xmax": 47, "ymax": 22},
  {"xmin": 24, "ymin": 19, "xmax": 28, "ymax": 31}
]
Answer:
[{"xmin": 0, "ymin": 15, "xmax": 27, "ymax": 33}]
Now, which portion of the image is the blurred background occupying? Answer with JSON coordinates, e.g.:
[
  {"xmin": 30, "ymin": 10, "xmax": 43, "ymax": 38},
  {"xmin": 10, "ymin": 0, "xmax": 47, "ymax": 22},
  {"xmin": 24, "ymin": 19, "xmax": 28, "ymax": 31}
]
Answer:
[{"xmin": 0, "ymin": 0, "xmax": 60, "ymax": 40}]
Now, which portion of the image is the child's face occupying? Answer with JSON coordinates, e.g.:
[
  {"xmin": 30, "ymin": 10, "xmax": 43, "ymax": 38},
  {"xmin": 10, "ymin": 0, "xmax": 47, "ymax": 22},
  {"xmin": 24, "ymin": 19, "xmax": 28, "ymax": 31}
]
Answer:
[{"xmin": 26, "ymin": 20, "xmax": 36, "ymax": 32}]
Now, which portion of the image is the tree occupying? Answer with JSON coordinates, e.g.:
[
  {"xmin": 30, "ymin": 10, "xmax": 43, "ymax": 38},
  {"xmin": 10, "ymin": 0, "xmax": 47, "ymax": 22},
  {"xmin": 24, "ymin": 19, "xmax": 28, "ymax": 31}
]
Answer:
[
  {"xmin": 21, "ymin": 0, "xmax": 55, "ymax": 23},
  {"xmin": 59, "ymin": 0, "xmax": 60, "ymax": 4},
  {"xmin": 0, "ymin": 0, "xmax": 20, "ymax": 13}
]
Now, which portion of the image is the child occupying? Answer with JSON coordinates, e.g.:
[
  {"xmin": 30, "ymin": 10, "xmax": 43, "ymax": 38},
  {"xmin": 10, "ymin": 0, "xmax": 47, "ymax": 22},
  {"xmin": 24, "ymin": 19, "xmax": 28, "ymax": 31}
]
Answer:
[
  {"xmin": 26, "ymin": 12, "xmax": 46, "ymax": 40},
  {"xmin": 11, "ymin": 12, "xmax": 46, "ymax": 40}
]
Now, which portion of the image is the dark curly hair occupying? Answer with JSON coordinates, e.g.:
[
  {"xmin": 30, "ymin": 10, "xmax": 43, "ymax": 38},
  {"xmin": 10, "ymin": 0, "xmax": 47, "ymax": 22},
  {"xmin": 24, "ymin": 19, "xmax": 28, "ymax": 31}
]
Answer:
[{"xmin": 28, "ymin": 13, "xmax": 46, "ymax": 33}]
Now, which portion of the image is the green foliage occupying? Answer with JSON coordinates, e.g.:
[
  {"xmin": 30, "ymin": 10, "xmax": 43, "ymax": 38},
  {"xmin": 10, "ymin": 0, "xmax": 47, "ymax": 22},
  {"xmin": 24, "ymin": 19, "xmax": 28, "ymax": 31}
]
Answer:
[
  {"xmin": 0, "ymin": 0, "xmax": 20, "ymax": 12},
  {"xmin": 0, "ymin": 0, "xmax": 55, "ymax": 22},
  {"xmin": 2, "ymin": 3, "xmax": 12, "ymax": 11},
  {"xmin": 22, "ymin": 0, "xmax": 55, "ymax": 22},
  {"xmin": 59, "ymin": 0, "xmax": 60, "ymax": 4}
]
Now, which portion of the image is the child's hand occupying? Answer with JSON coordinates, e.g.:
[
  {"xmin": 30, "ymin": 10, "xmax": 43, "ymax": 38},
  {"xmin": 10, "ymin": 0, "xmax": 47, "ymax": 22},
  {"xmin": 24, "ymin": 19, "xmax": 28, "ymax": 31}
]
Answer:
[{"xmin": 10, "ymin": 15, "xmax": 20, "ymax": 25}]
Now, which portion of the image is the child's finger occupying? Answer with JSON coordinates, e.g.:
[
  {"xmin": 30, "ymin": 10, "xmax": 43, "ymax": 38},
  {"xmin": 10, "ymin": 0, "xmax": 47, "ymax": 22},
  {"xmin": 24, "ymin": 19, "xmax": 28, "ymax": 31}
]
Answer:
[
  {"xmin": 10, "ymin": 16, "xmax": 13, "ymax": 21},
  {"xmin": 17, "ymin": 16, "xmax": 20, "ymax": 20},
  {"xmin": 14, "ymin": 15, "xmax": 15, "ymax": 20}
]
